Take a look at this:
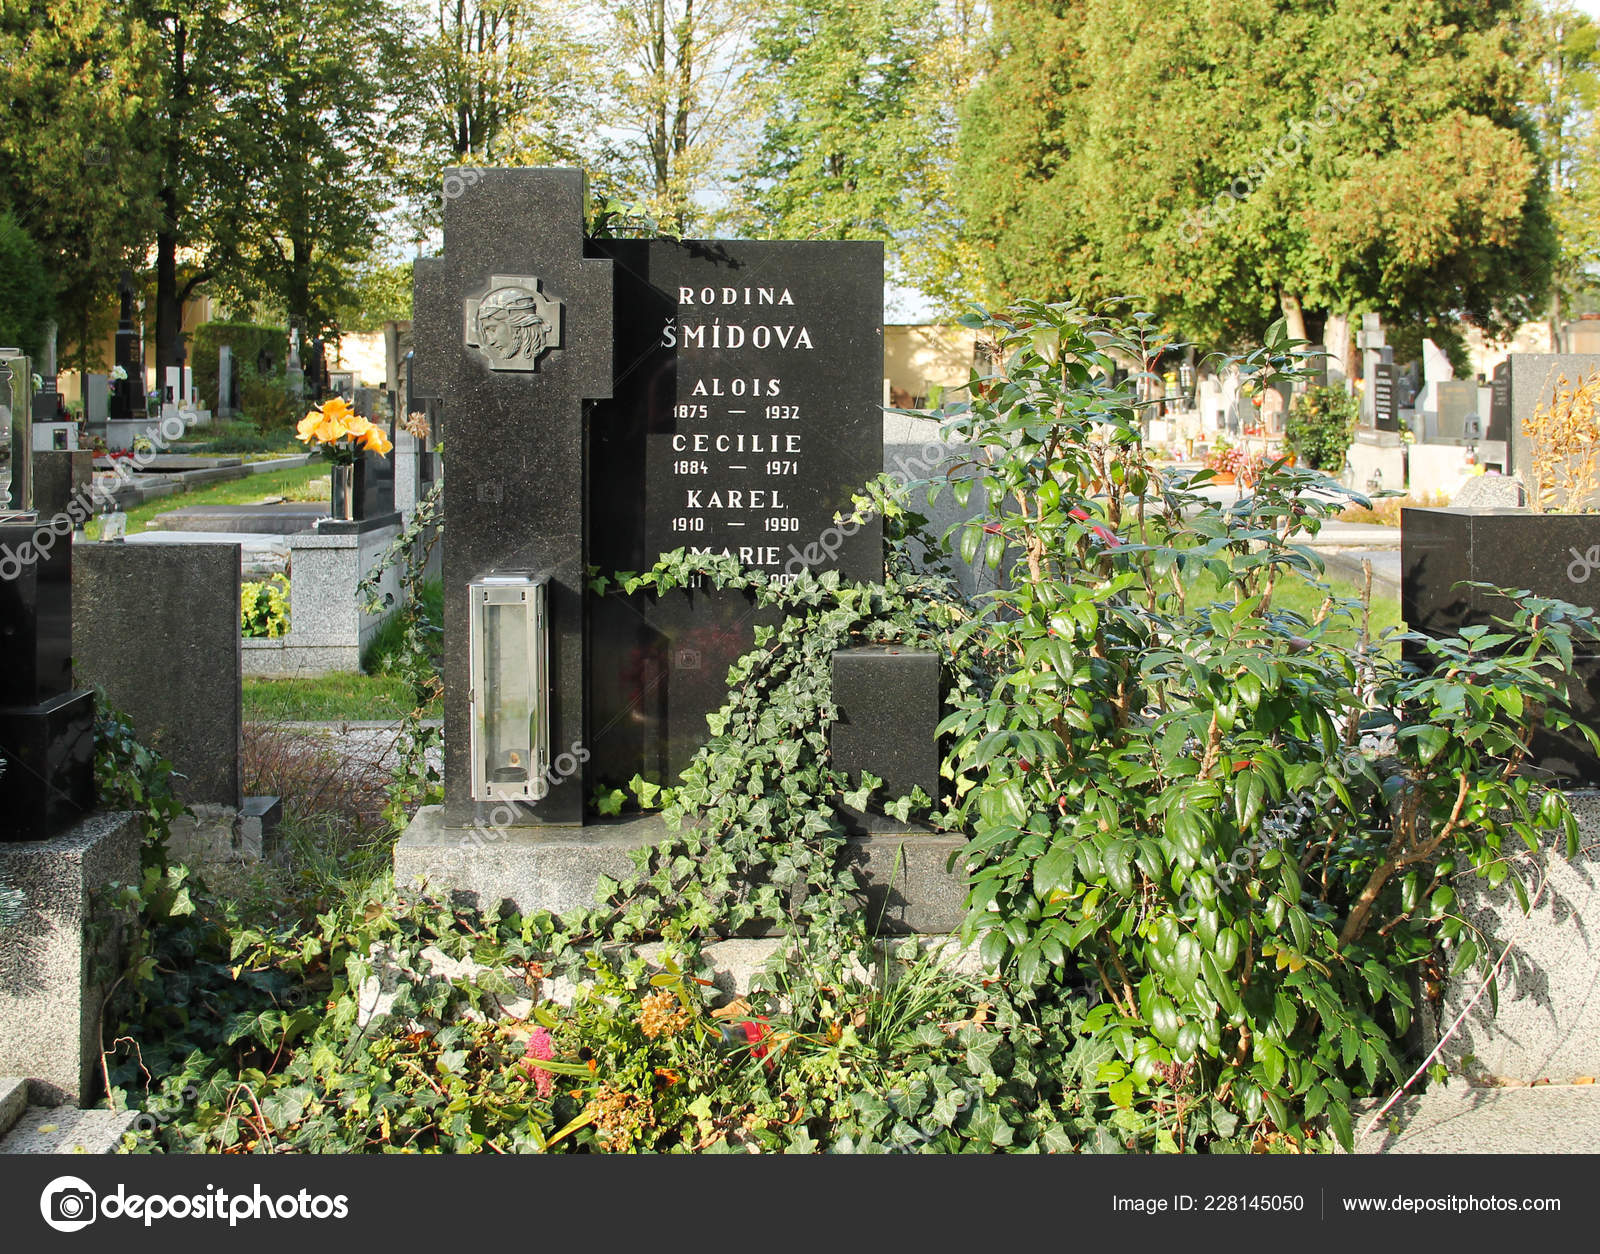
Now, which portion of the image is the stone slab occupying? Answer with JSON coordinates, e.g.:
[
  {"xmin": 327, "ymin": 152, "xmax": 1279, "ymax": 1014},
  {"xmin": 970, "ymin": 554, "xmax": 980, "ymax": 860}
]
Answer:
[
  {"xmin": 0, "ymin": 811, "xmax": 140, "ymax": 1105},
  {"xmin": 0, "ymin": 1075, "xmax": 27, "ymax": 1135},
  {"xmin": 122, "ymin": 530, "xmax": 290, "ymax": 579},
  {"xmin": 73, "ymin": 543, "xmax": 243, "ymax": 808},
  {"xmin": 1320, "ymin": 550, "xmax": 1401, "ymax": 599},
  {"xmin": 0, "ymin": 1104, "xmax": 137, "ymax": 1153},
  {"xmin": 133, "ymin": 455, "xmax": 243, "ymax": 471},
  {"xmin": 394, "ymin": 805, "xmax": 968, "ymax": 933},
  {"xmin": 1353, "ymin": 1081, "xmax": 1600, "ymax": 1154},
  {"xmin": 143, "ymin": 502, "xmax": 326, "ymax": 535},
  {"xmin": 31, "ymin": 450, "xmax": 92, "ymax": 519}
]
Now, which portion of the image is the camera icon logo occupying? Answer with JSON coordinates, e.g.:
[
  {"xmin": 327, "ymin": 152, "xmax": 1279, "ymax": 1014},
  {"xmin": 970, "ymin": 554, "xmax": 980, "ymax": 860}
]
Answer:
[
  {"xmin": 675, "ymin": 648, "xmax": 702, "ymax": 671},
  {"xmin": 40, "ymin": 1175, "xmax": 97, "ymax": 1232}
]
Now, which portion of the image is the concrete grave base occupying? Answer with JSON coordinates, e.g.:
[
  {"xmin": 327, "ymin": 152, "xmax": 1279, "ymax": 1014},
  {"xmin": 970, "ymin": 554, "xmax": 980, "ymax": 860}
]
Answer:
[
  {"xmin": 241, "ymin": 517, "xmax": 403, "ymax": 676},
  {"xmin": 355, "ymin": 932, "xmax": 984, "ymax": 1031},
  {"xmin": 0, "ymin": 811, "xmax": 140, "ymax": 1106},
  {"xmin": 165, "ymin": 797, "xmax": 282, "ymax": 865},
  {"xmin": 394, "ymin": 805, "xmax": 969, "ymax": 934}
]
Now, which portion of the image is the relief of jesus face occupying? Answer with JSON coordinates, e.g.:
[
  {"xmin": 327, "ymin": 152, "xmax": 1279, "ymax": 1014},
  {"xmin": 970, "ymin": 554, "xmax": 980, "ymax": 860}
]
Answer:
[
  {"xmin": 479, "ymin": 311, "xmax": 517, "ymax": 361},
  {"xmin": 476, "ymin": 287, "xmax": 548, "ymax": 366}
]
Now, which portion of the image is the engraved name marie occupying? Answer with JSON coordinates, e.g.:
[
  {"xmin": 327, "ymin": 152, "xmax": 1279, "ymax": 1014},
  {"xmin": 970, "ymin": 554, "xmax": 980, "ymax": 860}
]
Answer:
[{"xmin": 464, "ymin": 276, "xmax": 563, "ymax": 371}]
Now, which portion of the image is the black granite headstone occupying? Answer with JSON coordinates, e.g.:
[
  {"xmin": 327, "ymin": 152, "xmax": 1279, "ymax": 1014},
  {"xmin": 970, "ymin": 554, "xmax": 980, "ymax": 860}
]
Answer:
[
  {"xmin": 586, "ymin": 239, "xmax": 884, "ymax": 787},
  {"xmin": 414, "ymin": 169, "xmax": 888, "ymax": 826},
  {"xmin": 1373, "ymin": 362, "xmax": 1398, "ymax": 432},
  {"xmin": 353, "ymin": 387, "xmax": 397, "ymax": 520},
  {"xmin": 413, "ymin": 168, "xmax": 614, "ymax": 827},
  {"xmin": 111, "ymin": 274, "xmax": 140, "ymax": 423},
  {"xmin": 1402, "ymin": 506, "xmax": 1600, "ymax": 784},
  {"xmin": 0, "ymin": 519, "xmax": 95, "ymax": 838},
  {"xmin": 831, "ymin": 646, "xmax": 941, "ymax": 834}
]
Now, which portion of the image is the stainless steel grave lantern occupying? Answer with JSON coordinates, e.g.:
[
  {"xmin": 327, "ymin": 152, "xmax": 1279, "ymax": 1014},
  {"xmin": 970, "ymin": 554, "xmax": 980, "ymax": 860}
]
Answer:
[{"xmin": 468, "ymin": 573, "xmax": 549, "ymax": 802}]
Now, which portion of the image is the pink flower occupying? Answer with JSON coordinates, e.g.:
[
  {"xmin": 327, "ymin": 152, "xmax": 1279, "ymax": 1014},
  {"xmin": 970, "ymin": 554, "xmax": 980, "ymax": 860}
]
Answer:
[{"xmin": 523, "ymin": 1027, "xmax": 556, "ymax": 1098}]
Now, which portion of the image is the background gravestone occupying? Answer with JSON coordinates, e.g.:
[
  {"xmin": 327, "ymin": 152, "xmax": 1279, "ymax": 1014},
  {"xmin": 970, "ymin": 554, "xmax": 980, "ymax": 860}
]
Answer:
[
  {"xmin": 72, "ymin": 543, "xmax": 243, "ymax": 809},
  {"xmin": 1492, "ymin": 354, "xmax": 1600, "ymax": 499}
]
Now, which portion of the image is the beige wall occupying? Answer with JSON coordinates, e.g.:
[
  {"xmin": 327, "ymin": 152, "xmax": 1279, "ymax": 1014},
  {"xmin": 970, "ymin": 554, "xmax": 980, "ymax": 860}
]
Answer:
[
  {"xmin": 884, "ymin": 324, "xmax": 978, "ymax": 409},
  {"xmin": 331, "ymin": 330, "xmax": 388, "ymax": 387}
]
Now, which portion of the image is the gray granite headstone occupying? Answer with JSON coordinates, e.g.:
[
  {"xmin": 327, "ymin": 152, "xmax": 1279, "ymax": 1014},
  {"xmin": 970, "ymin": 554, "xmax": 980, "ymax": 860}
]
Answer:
[
  {"xmin": 413, "ymin": 168, "xmax": 614, "ymax": 827},
  {"xmin": 1492, "ymin": 354, "xmax": 1600, "ymax": 493},
  {"xmin": 82, "ymin": 373, "xmax": 109, "ymax": 426},
  {"xmin": 217, "ymin": 345, "xmax": 234, "ymax": 417},
  {"xmin": 72, "ymin": 543, "xmax": 243, "ymax": 808}
]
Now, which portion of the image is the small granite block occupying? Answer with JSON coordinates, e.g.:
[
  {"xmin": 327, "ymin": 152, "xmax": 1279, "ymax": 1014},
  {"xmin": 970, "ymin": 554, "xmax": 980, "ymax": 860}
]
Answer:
[
  {"xmin": 831, "ymin": 645, "xmax": 942, "ymax": 834},
  {"xmin": 0, "ymin": 811, "xmax": 141, "ymax": 1105},
  {"xmin": 1426, "ymin": 790, "xmax": 1600, "ymax": 1082},
  {"xmin": 0, "ymin": 1105, "xmax": 138, "ymax": 1154}
]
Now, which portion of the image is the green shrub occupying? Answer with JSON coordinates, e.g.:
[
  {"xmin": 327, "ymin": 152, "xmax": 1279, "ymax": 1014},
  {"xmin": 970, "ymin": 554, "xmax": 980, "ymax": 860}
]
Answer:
[
  {"xmin": 919, "ymin": 304, "xmax": 1598, "ymax": 1149},
  {"xmin": 236, "ymin": 371, "xmax": 300, "ymax": 434},
  {"xmin": 241, "ymin": 577, "xmax": 290, "ymax": 638},
  {"xmin": 1286, "ymin": 384, "xmax": 1359, "ymax": 472}
]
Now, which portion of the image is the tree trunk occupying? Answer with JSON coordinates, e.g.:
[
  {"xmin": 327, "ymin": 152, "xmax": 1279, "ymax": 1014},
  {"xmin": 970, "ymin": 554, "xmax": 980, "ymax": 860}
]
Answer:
[
  {"xmin": 155, "ymin": 216, "xmax": 181, "ymax": 379},
  {"xmin": 1279, "ymin": 290, "xmax": 1307, "ymax": 343},
  {"xmin": 155, "ymin": 19, "xmax": 189, "ymax": 380},
  {"xmin": 1324, "ymin": 312, "xmax": 1353, "ymax": 389}
]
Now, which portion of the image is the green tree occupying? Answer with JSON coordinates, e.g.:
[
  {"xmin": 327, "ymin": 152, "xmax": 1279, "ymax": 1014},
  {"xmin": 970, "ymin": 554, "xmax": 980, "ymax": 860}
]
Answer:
[
  {"xmin": 594, "ymin": 0, "xmax": 753, "ymax": 233},
  {"xmin": 0, "ymin": 212, "xmax": 52, "ymax": 358},
  {"xmin": 392, "ymin": 0, "xmax": 595, "ymax": 242},
  {"xmin": 0, "ymin": 0, "xmax": 163, "ymax": 370},
  {"xmin": 959, "ymin": 0, "xmax": 1556, "ymax": 348},
  {"xmin": 203, "ymin": 0, "xmax": 398, "ymax": 340},
  {"xmin": 739, "ymin": 0, "xmax": 985, "ymax": 307},
  {"xmin": 1530, "ymin": 2, "xmax": 1600, "ymax": 338}
]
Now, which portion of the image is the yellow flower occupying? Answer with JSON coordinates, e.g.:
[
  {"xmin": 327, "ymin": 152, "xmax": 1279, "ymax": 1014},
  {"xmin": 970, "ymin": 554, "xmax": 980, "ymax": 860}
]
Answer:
[
  {"xmin": 362, "ymin": 425, "xmax": 393, "ymax": 456},
  {"xmin": 295, "ymin": 411, "xmax": 322, "ymax": 442},
  {"xmin": 342, "ymin": 414, "xmax": 375, "ymax": 442},
  {"xmin": 313, "ymin": 412, "xmax": 350, "ymax": 444},
  {"xmin": 319, "ymin": 396, "xmax": 357, "ymax": 426}
]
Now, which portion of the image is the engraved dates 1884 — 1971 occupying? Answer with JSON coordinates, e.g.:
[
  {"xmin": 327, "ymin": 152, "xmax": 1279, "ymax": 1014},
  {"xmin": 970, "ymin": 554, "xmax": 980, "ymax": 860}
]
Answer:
[{"xmin": 463, "ymin": 276, "xmax": 563, "ymax": 372}]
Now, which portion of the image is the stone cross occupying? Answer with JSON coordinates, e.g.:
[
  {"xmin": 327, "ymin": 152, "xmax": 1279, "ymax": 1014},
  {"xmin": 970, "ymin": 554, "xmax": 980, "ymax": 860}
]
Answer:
[{"xmin": 413, "ymin": 167, "xmax": 614, "ymax": 826}]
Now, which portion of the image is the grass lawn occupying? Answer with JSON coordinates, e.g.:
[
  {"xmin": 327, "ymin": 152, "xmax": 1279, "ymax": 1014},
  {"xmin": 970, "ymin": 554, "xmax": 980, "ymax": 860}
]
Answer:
[
  {"xmin": 245, "ymin": 579, "xmax": 445, "ymax": 723},
  {"xmin": 243, "ymin": 673, "xmax": 436, "ymax": 722},
  {"xmin": 87, "ymin": 463, "xmax": 331, "ymax": 537},
  {"xmin": 1185, "ymin": 565, "xmax": 1401, "ymax": 652}
]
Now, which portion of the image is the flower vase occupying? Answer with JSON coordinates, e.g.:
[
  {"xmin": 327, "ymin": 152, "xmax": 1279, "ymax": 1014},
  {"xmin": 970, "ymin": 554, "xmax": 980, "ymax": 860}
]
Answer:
[{"xmin": 331, "ymin": 463, "xmax": 356, "ymax": 521}]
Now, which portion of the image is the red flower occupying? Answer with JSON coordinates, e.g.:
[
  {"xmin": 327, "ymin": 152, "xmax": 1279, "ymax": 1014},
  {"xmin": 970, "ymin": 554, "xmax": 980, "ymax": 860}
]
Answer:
[
  {"xmin": 740, "ymin": 1019, "xmax": 775, "ymax": 1071},
  {"xmin": 521, "ymin": 1026, "xmax": 556, "ymax": 1098}
]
